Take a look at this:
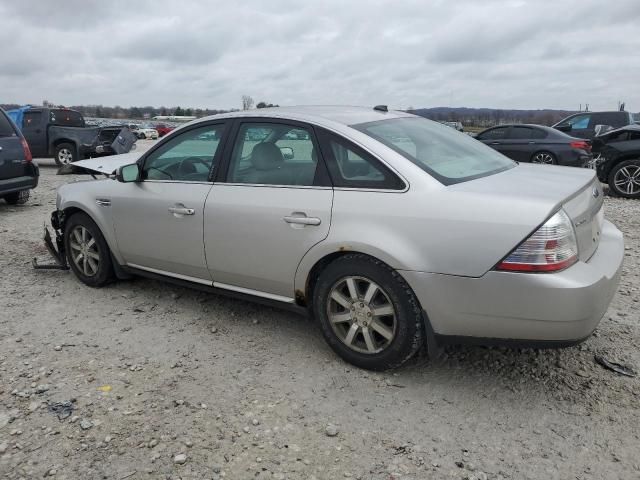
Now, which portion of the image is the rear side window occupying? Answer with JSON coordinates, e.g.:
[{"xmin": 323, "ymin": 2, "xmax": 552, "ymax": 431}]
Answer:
[
  {"xmin": 0, "ymin": 111, "xmax": 16, "ymax": 137},
  {"xmin": 595, "ymin": 113, "xmax": 628, "ymax": 128},
  {"xmin": 227, "ymin": 123, "xmax": 319, "ymax": 186},
  {"xmin": 509, "ymin": 127, "xmax": 547, "ymax": 139},
  {"xmin": 50, "ymin": 110, "xmax": 84, "ymax": 127},
  {"xmin": 317, "ymin": 130, "xmax": 405, "ymax": 190}
]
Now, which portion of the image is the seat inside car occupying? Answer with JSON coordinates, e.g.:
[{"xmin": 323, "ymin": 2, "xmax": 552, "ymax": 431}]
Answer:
[{"xmin": 244, "ymin": 142, "xmax": 293, "ymax": 185}]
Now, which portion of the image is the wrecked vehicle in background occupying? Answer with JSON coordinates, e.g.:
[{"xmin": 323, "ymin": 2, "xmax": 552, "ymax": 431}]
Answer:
[
  {"xmin": 590, "ymin": 124, "xmax": 640, "ymax": 199},
  {"xmin": 7, "ymin": 106, "xmax": 136, "ymax": 165}
]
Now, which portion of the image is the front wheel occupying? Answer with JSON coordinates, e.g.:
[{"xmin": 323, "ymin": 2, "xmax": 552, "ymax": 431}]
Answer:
[
  {"xmin": 54, "ymin": 143, "xmax": 78, "ymax": 166},
  {"xmin": 312, "ymin": 254, "xmax": 424, "ymax": 370},
  {"xmin": 531, "ymin": 151, "xmax": 557, "ymax": 165},
  {"xmin": 609, "ymin": 159, "xmax": 640, "ymax": 199},
  {"xmin": 64, "ymin": 213, "xmax": 114, "ymax": 287},
  {"xmin": 4, "ymin": 190, "xmax": 30, "ymax": 205}
]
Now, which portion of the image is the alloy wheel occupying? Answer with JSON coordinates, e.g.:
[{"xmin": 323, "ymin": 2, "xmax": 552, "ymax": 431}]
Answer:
[
  {"xmin": 58, "ymin": 148, "xmax": 73, "ymax": 164},
  {"xmin": 326, "ymin": 276, "xmax": 397, "ymax": 354},
  {"xmin": 69, "ymin": 226, "xmax": 100, "ymax": 276},
  {"xmin": 532, "ymin": 152, "xmax": 555, "ymax": 164},
  {"xmin": 614, "ymin": 165, "xmax": 640, "ymax": 196}
]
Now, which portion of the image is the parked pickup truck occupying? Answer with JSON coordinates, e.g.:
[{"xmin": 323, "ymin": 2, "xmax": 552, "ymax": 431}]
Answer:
[{"xmin": 7, "ymin": 107, "xmax": 136, "ymax": 165}]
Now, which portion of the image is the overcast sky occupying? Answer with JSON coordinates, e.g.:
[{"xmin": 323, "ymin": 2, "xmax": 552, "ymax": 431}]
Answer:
[{"xmin": 1, "ymin": 0, "xmax": 638, "ymax": 112}]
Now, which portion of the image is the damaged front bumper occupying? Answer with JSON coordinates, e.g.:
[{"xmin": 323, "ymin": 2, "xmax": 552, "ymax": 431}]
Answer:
[{"xmin": 32, "ymin": 210, "xmax": 69, "ymax": 270}]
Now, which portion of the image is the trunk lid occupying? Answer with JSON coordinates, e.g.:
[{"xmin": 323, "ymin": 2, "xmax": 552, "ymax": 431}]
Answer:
[{"xmin": 448, "ymin": 163, "xmax": 602, "ymax": 272}]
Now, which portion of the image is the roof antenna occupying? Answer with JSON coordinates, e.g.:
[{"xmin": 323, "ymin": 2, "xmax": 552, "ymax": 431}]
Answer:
[{"xmin": 373, "ymin": 105, "xmax": 388, "ymax": 112}]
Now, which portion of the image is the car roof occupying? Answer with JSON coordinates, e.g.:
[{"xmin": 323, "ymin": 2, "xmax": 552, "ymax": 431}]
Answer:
[{"xmin": 191, "ymin": 106, "xmax": 414, "ymax": 128}]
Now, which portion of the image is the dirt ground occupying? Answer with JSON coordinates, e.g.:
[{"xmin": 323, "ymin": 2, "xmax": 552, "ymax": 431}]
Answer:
[{"xmin": 1, "ymin": 144, "xmax": 639, "ymax": 480}]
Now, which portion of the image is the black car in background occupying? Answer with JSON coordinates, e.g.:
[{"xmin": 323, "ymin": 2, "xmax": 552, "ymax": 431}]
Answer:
[
  {"xmin": 592, "ymin": 124, "xmax": 640, "ymax": 199},
  {"xmin": 475, "ymin": 124, "xmax": 592, "ymax": 166},
  {"xmin": 0, "ymin": 108, "xmax": 38, "ymax": 205},
  {"xmin": 553, "ymin": 111, "xmax": 635, "ymax": 139}
]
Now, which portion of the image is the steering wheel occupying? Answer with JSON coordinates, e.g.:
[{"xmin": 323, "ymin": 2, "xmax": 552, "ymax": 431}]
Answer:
[{"xmin": 179, "ymin": 156, "xmax": 212, "ymax": 176}]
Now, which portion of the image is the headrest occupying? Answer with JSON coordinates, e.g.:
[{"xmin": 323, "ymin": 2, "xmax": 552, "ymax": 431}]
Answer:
[{"xmin": 250, "ymin": 142, "xmax": 283, "ymax": 171}]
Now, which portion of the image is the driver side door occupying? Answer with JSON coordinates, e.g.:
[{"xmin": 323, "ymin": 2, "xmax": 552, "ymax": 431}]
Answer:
[{"xmin": 112, "ymin": 122, "xmax": 227, "ymax": 283}]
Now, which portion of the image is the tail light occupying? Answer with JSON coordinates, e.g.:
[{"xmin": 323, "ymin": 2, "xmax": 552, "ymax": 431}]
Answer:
[
  {"xmin": 21, "ymin": 138, "xmax": 32, "ymax": 162},
  {"xmin": 496, "ymin": 210, "xmax": 578, "ymax": 273},
  {"xmin": 570, "ymin": 140, "xmax": 591, "ymax": 152}
]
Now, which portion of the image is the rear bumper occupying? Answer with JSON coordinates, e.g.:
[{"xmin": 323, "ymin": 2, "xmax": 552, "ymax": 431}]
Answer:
[
  {"xmin": 0, "ymin": 165, "xmax": 39, "ymax": 196},
  {"xmin": 400, "ymin": 219, "xmax": 624, "ymax": 344}
]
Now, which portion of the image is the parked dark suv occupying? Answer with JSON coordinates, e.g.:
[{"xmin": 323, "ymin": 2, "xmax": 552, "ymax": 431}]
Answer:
[
  {"xmin": 553, "ymin": 111, "xmax": 634, "ymax": 139},
  {"xmin": 0, "ymin": 108, "xmax": 38, "ymax": 205}
]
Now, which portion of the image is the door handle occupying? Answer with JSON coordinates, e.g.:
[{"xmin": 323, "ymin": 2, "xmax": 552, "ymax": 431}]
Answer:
[
  {"xmin": 528, "ymin": 141, "xmax": 536, "ymax": 144},
  {"xmin": 168, "ymin": 206, "xmax": 195, "ymax": 216},
  {"xmin": 490, "ymin": 142, "xmax": 501, "ymax": 145},
  {"xmin": 284, "ymin": 215, "xmax": 321, "ymax": 226}
]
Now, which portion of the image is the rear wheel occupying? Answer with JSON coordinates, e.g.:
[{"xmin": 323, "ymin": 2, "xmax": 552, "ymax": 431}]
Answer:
[
  {"xmin": 531, "ymin": 151, "xmax": 557, "ymax": 165},
  {"xmin": 54, "ymin": 143, "xmax": 78, "ymax": 166},
  {"xmin": 4, "ymin": 190, "xmax": 30, "ymax": 205},
  {"xmin": 312, "ymin": 254, "xmax": 424, "ymax": 370},
  {"xmin": 64, "ymin": 213, "xmax": 114, "ymax": 287},
  {"xmin": 609, "ymin": 159, "xmax": 640, "ymax": 199}
]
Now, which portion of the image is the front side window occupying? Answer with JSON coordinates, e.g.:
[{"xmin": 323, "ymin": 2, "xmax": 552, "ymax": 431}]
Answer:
[
  {"xmin": 142, "ymin": 124, "xmax": 224, "ymax": 182},
  {"xmin": 355, "ymin": 117, "xmax": 514, "ymax": 185},
  {"xmin": 567, "ymin": 114, "xmax": 590, "ymax": 130},
  {"xmin": 477, "ymin": 127, "xmax": 508, "ymax": 140},
  {"xmin": 227, "ymin": 123, "xmax": 318, "ymax": 186},
  {"xmin": 22, "ymin": 111, "xmax": 42, "ymax": 129}
]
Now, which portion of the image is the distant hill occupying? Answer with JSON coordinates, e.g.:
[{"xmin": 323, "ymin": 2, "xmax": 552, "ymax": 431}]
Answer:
[{"xmin": 407, "ymin": 107, "xmax": 577, "ymax": 127}]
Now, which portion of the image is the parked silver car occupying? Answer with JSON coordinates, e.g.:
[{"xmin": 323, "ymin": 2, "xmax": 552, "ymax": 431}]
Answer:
[{"xmin": 42, "ymin": 106, "xmax": 624, "ymax": 370}]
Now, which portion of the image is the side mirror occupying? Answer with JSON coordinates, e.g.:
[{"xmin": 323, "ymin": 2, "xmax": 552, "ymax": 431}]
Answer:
[
  {"xmin": 555, "ymin": 123, "xmax": 572, "ymax": 132},
  {"xmin": 280, "ymin": 146, "xmax": 294, "ymax": 160},
  {"xmin": 116, "ymin": 163, "xmax": 140, "ymax": 183}
]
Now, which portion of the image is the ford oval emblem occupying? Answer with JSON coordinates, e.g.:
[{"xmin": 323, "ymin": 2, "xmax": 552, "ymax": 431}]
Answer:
[{"xmin": 592, "ymin": 187, "xmax": 600, "ymax": 198}]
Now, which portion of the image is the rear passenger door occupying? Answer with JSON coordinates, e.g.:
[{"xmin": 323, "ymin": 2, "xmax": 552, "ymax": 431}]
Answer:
[
  {"xmin": 503, "ymin": 126, "xmax": 547, "ymax": 162},
  {"xmin": 203, "ymin": 119, "xmax": 333, "ymax": 300}
]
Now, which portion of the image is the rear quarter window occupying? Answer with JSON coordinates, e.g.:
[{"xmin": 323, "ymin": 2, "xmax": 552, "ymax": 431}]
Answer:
[
  {"xmin": 0, "ymin": 111, "xmax": 17, "ymax": 137},
  {"xmin": 50, "ymin": 110, "xmax": 84, "ymax": 127}
]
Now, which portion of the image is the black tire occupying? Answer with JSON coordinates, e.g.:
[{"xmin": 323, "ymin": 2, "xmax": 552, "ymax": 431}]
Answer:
[
  {"xmin": 530, "ymin": 151, "xmax": 557, "ymax": 165},
  {"xmin": 4, "ymin": 190, "xmax": 29, "ymax": 205},
  {"xmin": 608, "ymin": 159, "xmax": 640, "ymax": 199},
  {"xmin": 64, "ymin": 212, "xmax": 114, "ymax": 287},
  {"xmin": 312, "ymin": 254, "xmax": 425, "ymax": 370},
  {"xmin": 54, "ymin": 143, "xmax": 78, "ymax": 166},
  {"xmin": 137, "ymin": 132, "xmax": 146, "ymax": 139}
]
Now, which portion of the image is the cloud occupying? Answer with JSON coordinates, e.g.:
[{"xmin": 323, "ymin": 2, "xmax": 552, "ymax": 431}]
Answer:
[{"xmin": 0, "ymin": 0, "xmax": 638, "ymax": 111}]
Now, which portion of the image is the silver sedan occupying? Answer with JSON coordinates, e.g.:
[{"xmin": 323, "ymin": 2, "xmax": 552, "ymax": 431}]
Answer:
[{"xmin": 45, "ymin": 106, "xmax": 624, "ymax": 370}]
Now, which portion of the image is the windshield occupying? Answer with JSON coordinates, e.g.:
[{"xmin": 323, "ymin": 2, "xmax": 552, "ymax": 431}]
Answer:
[{"xmin": 354, "ymin": 117, "xmax": 515, "ymax": 184}]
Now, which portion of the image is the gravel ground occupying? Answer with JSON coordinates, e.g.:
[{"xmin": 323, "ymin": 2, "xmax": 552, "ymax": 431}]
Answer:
[{"xmin": 1, "ymin": 146, "xmax": 639, "ymax": 479}]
